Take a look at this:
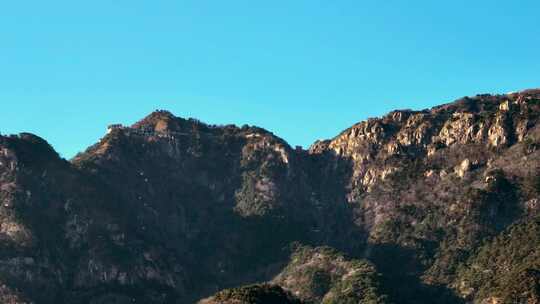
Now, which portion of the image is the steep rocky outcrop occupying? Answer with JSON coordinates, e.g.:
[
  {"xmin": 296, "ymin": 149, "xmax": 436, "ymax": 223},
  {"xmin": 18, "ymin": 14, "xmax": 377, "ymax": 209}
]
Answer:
[
  {"xmin": 0, "ymin": 89, "xmax": 538, "ymax": 303},
  {"xmin": 306, "ymin": 89, "xmax": 540, "ymax": 303}
]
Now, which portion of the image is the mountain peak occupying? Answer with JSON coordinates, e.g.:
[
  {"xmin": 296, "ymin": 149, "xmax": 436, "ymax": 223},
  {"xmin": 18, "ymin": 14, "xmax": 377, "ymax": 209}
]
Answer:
[
  {"xmin": 143, "ymin": 109, "xmax": 176, "ymax": 121},
  {"xmin": 131, "ymin": 110, "xmax": 181, "ymax": 132}
]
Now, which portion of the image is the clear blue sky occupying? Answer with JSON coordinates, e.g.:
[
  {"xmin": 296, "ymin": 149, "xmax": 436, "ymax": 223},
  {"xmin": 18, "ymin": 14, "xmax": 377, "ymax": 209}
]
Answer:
[{"xmin": 1, "ymin": 1, "xmax": 539, "ymax": 158}]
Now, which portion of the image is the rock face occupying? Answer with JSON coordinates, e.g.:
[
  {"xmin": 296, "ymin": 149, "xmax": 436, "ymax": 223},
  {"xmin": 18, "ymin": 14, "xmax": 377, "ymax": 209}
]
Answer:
[{"xmin": 0, "ymin": 89, "xmax": 539, "ymax": 303}]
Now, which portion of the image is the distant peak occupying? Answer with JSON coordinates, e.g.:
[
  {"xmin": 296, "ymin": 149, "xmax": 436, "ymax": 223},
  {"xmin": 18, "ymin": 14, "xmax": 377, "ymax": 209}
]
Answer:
[
  {"xmin": 138, "ymin": 110, "xmax": 176, "ymax": 124},
  {"xmin": 130, "ymin": 110, "xmax": 215, "ymax": 135},
  {"xmin": 132, "ymin": 110, "xmax": 183, "ymax": 132},
  {"xmin": 146, "ymin": 110, "xmax": 176, "ymax": 120}
]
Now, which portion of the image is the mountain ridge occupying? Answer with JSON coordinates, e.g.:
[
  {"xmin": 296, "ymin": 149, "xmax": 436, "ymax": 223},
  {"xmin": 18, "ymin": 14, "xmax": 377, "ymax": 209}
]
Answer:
[{"xmin": 0, "ymin": 88, "xmax": 538, "ymax": 303}]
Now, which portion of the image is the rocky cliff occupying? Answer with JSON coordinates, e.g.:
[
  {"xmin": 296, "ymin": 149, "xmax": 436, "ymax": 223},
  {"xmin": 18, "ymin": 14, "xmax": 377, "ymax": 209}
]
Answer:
[{"xmin": 0, "ymin": 89, "xmax": 538, "ymax": 303}]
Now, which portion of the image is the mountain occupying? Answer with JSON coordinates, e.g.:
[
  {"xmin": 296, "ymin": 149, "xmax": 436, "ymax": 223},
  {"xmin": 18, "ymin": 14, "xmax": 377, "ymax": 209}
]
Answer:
[{"xmin": 0, "ymin": 89, "xmax": 538, "ymax": 303}]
